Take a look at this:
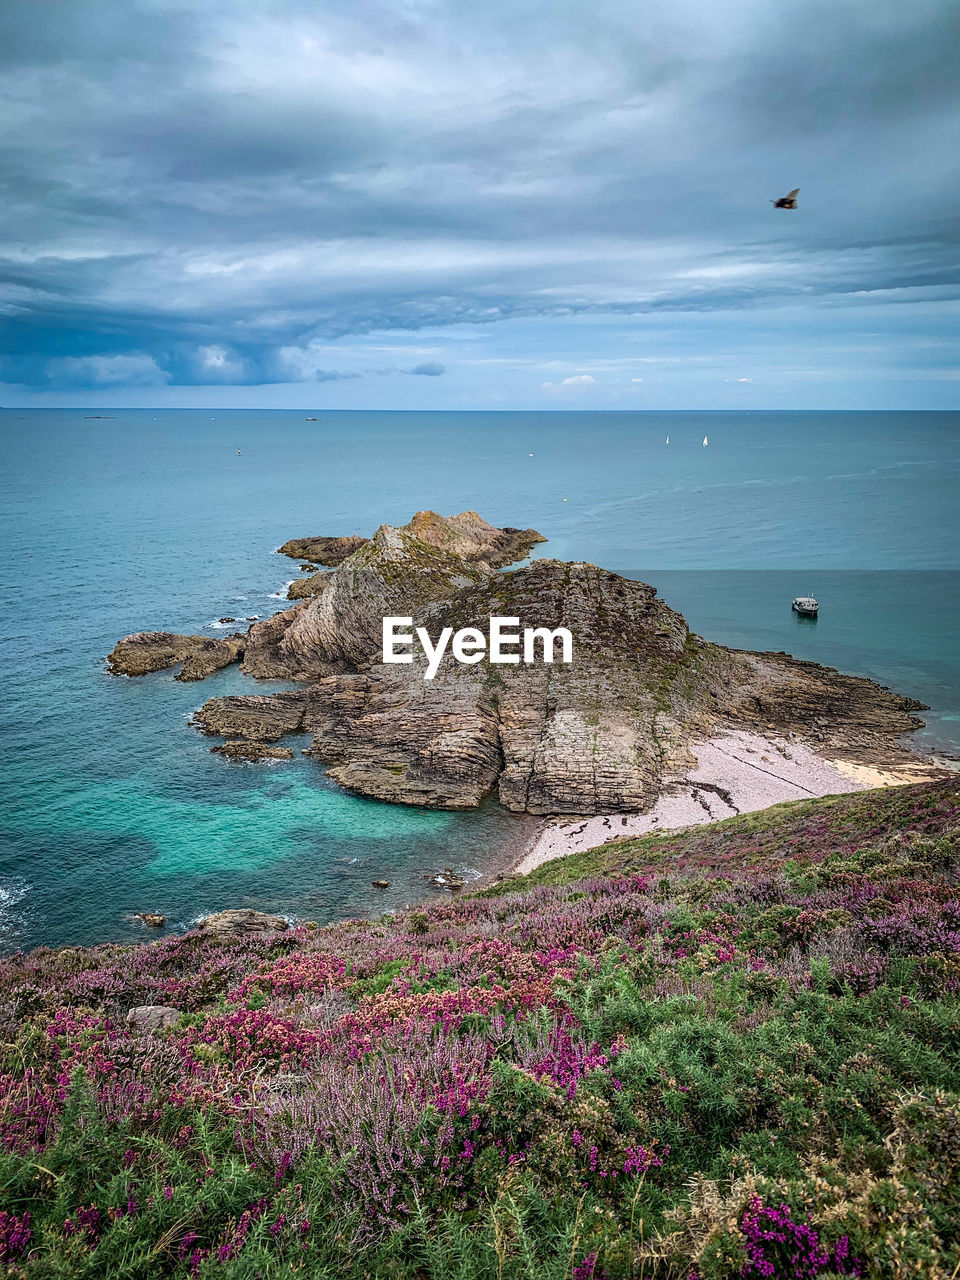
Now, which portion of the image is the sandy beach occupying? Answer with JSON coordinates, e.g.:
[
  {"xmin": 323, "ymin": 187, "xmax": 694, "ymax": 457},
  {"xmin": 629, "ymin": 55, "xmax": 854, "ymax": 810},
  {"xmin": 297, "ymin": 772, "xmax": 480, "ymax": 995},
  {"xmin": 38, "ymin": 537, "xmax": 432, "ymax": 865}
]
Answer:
[{"xmin": 511, "ymin": 729, "xmax": 954, "ymax": 876}]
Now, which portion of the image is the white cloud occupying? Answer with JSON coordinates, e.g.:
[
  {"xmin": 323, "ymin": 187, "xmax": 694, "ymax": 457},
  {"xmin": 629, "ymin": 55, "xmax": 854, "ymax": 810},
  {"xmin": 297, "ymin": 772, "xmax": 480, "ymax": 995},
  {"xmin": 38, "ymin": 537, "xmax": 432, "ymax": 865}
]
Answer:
[
  {"xmin": 200, "ymin": 345, "xmax": 229, "ymax": 368},
  {"xmin": 198, "ymin": 344, "xmax": 246, "ymax": 380},
  {"xmin": 48, "ymin": 352, "xmax": 169, "ymax": 386},
  {"xmin": 541, "ymin": 373, "xmax": 596, "ymax": 394}
]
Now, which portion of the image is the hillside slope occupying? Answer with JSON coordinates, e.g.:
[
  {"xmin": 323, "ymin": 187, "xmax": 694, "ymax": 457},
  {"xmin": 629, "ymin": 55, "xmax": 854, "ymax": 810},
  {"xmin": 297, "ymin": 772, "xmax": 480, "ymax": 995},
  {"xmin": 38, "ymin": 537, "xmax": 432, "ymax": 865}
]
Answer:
[{"xmin": 1, "ymin": 778, "xmax": 958, "ymax": 1278}]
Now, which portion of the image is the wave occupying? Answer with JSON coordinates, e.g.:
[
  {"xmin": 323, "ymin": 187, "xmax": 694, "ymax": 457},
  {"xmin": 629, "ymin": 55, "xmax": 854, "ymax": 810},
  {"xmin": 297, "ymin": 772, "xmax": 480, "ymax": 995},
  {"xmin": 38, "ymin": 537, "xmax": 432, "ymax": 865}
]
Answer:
[
  {"xmin": 0, "ymin": 880, "xmax": 29, "ymax": 911},
  {"xmin": 0, "ymin": 878, "xmax": 30, "ymax": 942},
  {"xmin": 268, "ymin": 581, "xmax": 296, "ymax": 599}
]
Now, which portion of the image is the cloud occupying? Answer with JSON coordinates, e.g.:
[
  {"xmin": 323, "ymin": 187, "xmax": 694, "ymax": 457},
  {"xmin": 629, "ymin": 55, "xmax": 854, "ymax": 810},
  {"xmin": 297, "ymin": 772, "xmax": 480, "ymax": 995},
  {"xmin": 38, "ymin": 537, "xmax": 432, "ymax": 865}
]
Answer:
[
  {"xmin": 0, "ymin": 0, "xmax": 957, "ymax": 402},
  {"xmin": 196, "ymin": 344, "xmax": 246, "ymax": 381},
  {"xmin": 46, "ymin": 352, "xmax": 169, "ymax": 387},
  {"xmin": 409, "ymin": 361, "xmax": 445, "ymax": 376},
  {"xmin": 274, "ymin": 344, "xmax": 361, "ymax": 382},
  {"xmin": 541, "ymin": 373, "xmax": 596, "ymax": 393}
]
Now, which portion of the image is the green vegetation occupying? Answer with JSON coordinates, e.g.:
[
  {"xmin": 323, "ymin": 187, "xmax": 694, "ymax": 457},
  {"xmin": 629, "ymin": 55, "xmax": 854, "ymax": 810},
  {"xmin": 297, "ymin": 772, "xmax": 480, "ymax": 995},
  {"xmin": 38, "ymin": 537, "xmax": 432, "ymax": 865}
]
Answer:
[{"xmin": 0, "ymin": 779, "xmax": 958, "ymax": 1278}]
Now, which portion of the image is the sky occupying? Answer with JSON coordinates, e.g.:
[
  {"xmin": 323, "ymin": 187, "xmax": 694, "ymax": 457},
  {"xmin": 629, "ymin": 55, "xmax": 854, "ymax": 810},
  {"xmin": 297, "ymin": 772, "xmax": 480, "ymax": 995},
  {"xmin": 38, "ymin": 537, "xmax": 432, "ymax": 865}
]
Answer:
[{"xmin": 1, "ymin": 0, "xmax": 958, "ymax": 410}]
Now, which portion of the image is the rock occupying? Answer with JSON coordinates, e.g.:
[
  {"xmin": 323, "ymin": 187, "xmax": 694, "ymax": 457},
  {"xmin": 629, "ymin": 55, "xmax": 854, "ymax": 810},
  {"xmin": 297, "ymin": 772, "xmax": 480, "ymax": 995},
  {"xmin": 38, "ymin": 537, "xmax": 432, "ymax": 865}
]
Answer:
[
  {"xmin": 277, "ymin": 535, "xmax": 369, "ymax": 565},
  {"xmin": 197, "ymin": 909, "xmax": 289, "ymax": 937},
  {"xmin": 108, "ymin": 631, "xmax": 206, "ymax": 676},
  {"xmin": 115, "ymin": 513, "xmax": 546, "ymax": 685},
  {"xmin": 246, "ymin": 616, "xmax": 260, "ymax": 621},
  {"xmin": 287, "ymin": 570, "xmax": 330, "ymax": 600},
  {"xmin": 426, "ymin": 871, "xmax": 466, "ymax": 890},
  {"xmin": 211, "ymin": 741, "xmax": 295, "ymax": 761},
  {"xmin": 371, "ymin": 880, "xmax": 391, "ymax": 888},
  {"xmin": 296, "ymin": 561, "xmax": 713, "ymax": 813},
  {"xmin": 195, "ymin": 689, "xmax": 322, "ymax": 740},
  {"xmin": 261, "ymin": 1072, "xmax": 312, "ymax": 1095},
  {"xmin": 398, "ymin": 510, "xmax": 546, "ymax": 569},
  {"xmin": 136, "ymin": 912, "xmax": 166, "ymax": 927},
  {"xmin": 201, "ymin": 557, "xmax": 925, "ymax": 816},
  {"xmin": 238, "ymin": 604, "xmax": 309, "ymax": 679},
  {"xmin": 179, "ymin": 635, "xmax": 245, "ymax": 682},
  {"xmin": 219, "ymin": 617, "xmax": 236, "ymax": 624},
  {"xmin": 300, "ymin": 564, "xmax": 321, "ymax": 572},
  {"xmin": 126, "ymin": 1005, "xmax": 180, "ymax": 1033},
  {"xmin": 122, "ymin": 508, "xmax": 928, "ymax": 820},
  {"xmin": 108, "ymin": 631, "xmax": 244, "ymax": 681},
  {"xmin": 244, "ymin": 511, "xmax": 547, "ymax": 680}
]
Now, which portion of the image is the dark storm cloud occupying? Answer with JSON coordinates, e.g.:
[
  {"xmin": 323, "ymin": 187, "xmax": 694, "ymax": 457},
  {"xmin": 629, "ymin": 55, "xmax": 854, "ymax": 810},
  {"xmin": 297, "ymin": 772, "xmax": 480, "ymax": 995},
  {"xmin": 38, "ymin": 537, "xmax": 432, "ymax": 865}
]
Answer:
[{"xmin": 0, "ymin": 0, "xmax": 957, "ymax": 394}]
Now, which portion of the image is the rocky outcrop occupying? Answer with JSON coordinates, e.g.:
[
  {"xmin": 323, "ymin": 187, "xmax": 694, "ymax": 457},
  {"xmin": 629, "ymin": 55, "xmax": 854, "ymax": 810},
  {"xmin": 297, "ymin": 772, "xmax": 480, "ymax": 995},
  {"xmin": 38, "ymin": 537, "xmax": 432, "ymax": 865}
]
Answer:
[
  {"xmin": 179, "ymin": 636, "xmax": 246, "ymax": 682},
  {"xmin": 108, "ymin": 631, "xmax": 245, "ymax": 680},
  {"xmin": 277, "ymin": 535, "xmax": 368, "ymax": 564},
  {"xmin": 287, "ymin": 570, "xmax": 330, "ymax": 599},
  {"xmin": 196, "ymin": 689, "xmax": 323, "ymax": 740},
  {"xmin": 109, "ymin": 513, "xmax": 544, "ymax": 684},
  {"xmin": 297, "ymin": 561, "xmax": 732, "ymax": 813},
  {"xmin": 275, "ymin": 515, "xmax": 544, "ymax": 570},
  {"xmin": 240, "ymin": 511, "xmax": 547, "ymax": 681},
  {"xmin": 722, "ymin": 649, "xmax": 926, "ymax": 762},
  {"xmin": 136, "ymin": 913, "xmax": 166, "ymax": 928},
  {"xmin": 197, "ymin": 909, "xmax": 289, "ymax": 937},
  {"xmin": 196, "ymin": 558, "xmax": 926, "ymax": 815},
  {"xmin": 211, "ymin": 741, "xmax": 295, "ymax": 761},
  {"xmin": 237, "ymin": 605, "xmax": 307, "ymax": 680},
  {"xmin": 126, "ymin": 1005, "xmax": 180, "ymax": 1033},
  {"xmin": 393, "ymin": 510, "xmax": 546, "ymax": 569},
  {"xmin": 112, "ymin": 509, "xmax": 929, "ymax": 817}
]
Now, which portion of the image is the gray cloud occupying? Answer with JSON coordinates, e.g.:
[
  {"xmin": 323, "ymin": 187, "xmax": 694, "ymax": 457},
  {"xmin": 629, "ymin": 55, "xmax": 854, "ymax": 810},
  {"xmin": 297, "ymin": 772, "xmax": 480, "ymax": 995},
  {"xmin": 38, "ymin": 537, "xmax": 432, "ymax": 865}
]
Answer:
[{"xmin": 0, "ymin": 0, "xmax": 957, "ymax": 396}]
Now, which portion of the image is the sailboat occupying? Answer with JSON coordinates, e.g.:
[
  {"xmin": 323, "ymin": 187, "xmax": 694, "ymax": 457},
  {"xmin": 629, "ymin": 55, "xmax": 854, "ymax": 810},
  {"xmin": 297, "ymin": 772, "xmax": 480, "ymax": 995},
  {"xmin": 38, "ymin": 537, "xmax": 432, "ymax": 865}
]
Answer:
[
  {"xmin": 665, "ymin": 435, "xmax": 669, "ymax": 444},
  {"xmin": 702, "ymin": 435, "xmax": 709, "ymax": 447}
]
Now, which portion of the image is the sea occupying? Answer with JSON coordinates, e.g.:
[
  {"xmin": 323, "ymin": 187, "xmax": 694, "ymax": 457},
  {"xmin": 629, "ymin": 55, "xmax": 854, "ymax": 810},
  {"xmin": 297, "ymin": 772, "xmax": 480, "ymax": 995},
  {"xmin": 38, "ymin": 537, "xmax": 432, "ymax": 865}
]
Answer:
[{"xmin": 1, "ymin": 409, "xmax": 958, "ymax": 952}]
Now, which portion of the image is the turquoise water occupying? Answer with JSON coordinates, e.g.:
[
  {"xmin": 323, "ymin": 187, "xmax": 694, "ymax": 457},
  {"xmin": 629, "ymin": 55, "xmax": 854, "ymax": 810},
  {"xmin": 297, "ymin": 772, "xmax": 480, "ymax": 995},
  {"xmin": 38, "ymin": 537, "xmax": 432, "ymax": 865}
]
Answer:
[{"xmin": 1, "ymin": 409, "xmax": 958, "ymax": 951}]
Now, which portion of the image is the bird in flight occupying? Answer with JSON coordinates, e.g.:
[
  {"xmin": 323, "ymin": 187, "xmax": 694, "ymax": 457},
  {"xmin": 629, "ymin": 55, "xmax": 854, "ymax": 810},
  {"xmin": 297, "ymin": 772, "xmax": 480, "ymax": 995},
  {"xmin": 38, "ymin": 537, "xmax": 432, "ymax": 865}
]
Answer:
[{"xmin": 771, "ymin": 187, "xmax": 800, "ymax": 210}]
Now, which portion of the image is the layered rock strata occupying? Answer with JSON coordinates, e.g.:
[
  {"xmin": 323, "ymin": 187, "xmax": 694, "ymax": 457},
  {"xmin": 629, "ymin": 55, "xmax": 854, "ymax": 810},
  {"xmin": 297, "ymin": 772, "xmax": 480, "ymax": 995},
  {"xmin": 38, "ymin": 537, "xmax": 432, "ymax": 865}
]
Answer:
[
  {"xmin": 107, "ymin": 631, "xmax": 245, "ymax": 681},
  {"xmin": 277, "ymin": 534, "xmax": 368, "ymax": 564}
]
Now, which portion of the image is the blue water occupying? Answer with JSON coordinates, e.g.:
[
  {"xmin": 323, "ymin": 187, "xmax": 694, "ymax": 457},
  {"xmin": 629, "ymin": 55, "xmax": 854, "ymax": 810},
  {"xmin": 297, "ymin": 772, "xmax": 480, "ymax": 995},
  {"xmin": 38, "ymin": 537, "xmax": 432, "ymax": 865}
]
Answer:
[{"xmin": 1, "ymin": 409, "xmax": 958, "ymax": 952}]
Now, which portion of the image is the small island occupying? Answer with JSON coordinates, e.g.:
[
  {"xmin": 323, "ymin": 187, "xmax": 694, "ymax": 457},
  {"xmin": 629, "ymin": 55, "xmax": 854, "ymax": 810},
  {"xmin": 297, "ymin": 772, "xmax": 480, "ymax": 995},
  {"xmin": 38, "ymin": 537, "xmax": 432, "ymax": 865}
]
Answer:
[{"xmin": 109, "ymin": 510, "xmax": 944, "ymax": 861}]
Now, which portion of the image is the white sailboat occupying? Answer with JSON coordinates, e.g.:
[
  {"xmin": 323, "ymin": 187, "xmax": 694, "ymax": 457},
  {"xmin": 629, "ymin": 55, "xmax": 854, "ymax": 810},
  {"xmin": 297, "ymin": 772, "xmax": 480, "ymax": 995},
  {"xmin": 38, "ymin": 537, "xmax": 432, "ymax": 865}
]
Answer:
[
  {"xmin": 702, "ymin": 435, "xmax": 709, "ymax": 447},
  {"xmin": 665, "ymin": 435, "xmax": 669, "ymax": 444}
]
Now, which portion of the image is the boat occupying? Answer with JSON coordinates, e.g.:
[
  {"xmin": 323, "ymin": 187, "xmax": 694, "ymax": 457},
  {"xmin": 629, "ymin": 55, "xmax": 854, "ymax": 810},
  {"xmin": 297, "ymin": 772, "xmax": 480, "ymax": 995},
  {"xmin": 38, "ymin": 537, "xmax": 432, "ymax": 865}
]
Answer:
[
  {"xmin": 665, "ymin": 435, "xmax": 669, "ymax": 444},
  {"xmin": 702, "ymin": 435, "xmax": 708, "ymax": 447},
  {"xmin": 792, "ymin": 596, "xmax": 819, "ymax": 617}
]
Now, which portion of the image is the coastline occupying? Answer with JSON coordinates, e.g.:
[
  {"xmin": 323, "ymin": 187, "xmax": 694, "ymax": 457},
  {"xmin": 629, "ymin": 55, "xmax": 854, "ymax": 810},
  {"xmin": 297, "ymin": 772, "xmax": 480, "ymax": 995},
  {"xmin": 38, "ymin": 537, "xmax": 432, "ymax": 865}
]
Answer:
[{"xmin": 501, "ymin": 729, "xmax": 956, "ymax": 879}]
